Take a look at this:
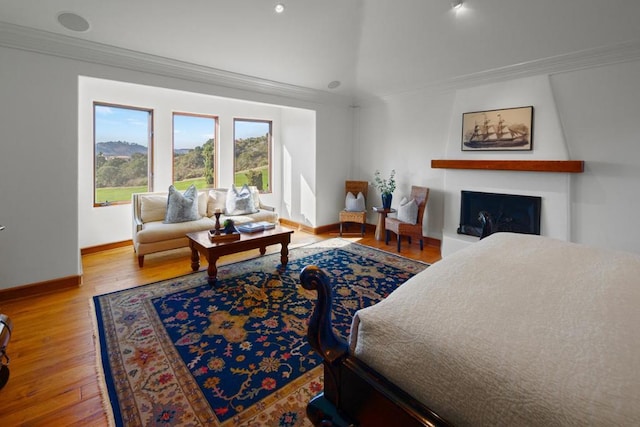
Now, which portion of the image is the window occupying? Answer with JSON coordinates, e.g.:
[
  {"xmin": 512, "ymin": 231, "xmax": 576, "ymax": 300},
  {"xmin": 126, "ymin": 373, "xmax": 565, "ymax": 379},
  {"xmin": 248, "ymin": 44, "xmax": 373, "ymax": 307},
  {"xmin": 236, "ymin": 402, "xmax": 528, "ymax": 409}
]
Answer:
[
  {"xmin": 172, "ymin": 113, "xmax": 218, "ymax": 190},
  {"xmin": 233, "ymin": 119, "xmax": 272, "ymax": 192},
  {"xmin": 94, "ymin": 103, "xmax": 152, "ymax": 205}
]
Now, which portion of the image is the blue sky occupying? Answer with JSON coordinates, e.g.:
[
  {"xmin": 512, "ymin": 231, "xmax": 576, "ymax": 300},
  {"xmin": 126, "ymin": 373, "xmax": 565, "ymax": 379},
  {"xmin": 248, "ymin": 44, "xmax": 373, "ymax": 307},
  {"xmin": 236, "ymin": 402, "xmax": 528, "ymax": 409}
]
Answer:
[
  {"xmin": 173, "ymin": 114, "xmax": 215, "ymax": 149},
  {"xmin": 95, "ymin": 105, "xmax": 269, "ymax": 149},
  {"xmin": 95, "ymin": 105, "xmax": 149, "ymax": 145},
  {"xmin": 233, "ymin": 120, "xmax": 269, "ymax": 141}
]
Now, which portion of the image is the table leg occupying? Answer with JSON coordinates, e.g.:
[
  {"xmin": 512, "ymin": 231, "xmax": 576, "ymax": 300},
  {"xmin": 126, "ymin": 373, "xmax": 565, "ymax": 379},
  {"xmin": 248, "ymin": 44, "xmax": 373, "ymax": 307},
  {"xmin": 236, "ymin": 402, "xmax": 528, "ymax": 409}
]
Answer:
[
  {"xmin": 279, "ymin": 240, "xmax": 290, "ymax": 271},
  {"xmin": 190, "ymin": 247, "xmax": 200, "ymax": 271},
  {"xmin": 375, "ymin": 212, "xmax": 387, "ymax": 241},
  {"xmin": 207, "ymin": 256, "xmax": 219, "ymax": 287},
  {"xmin": 259, "ymin": 246, "xmax": 266, "ymax": 256}
]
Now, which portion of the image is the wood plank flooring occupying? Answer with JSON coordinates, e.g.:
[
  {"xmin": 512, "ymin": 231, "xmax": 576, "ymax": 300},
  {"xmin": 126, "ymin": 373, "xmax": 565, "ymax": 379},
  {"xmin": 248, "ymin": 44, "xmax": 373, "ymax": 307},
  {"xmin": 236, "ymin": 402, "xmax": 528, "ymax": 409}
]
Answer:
[{"xmin": 0, "ymin": 229, "xmax": 440, "ymax": 426}]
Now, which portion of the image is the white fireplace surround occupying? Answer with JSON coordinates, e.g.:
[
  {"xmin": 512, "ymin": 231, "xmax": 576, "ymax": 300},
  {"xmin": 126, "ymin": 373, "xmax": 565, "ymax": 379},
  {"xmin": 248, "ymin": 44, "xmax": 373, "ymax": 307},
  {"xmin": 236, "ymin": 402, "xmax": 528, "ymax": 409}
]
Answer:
[{"xmin": 441, "ymin": 75, "xmax": 573, "ymax": 257}]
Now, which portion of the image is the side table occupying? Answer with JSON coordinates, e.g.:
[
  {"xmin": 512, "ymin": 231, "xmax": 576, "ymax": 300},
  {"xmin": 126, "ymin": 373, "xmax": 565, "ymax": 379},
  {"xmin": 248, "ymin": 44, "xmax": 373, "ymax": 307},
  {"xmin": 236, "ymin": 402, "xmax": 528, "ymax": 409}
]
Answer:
[{"xmin": 372, "ymin": 207, "xmax": 396, "ymax": 241}]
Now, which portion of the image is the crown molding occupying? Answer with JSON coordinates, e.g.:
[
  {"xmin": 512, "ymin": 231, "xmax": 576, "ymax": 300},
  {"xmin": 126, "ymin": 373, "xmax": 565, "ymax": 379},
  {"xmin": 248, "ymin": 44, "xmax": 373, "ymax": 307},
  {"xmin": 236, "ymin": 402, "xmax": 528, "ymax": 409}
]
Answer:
[
  {"xmin": 443, "ymin": 39, "xmax": 640, "ymax": 91},
  {"xmin": 0, "ymin": 21, "xmax": 352, "ymax": 106},
  {"xmin": 365, "ymin": 38, "xmax": 640, "ymax": 102},
  {"xmin": 3, "ymin": 21, "xmax": 639, "ymax": 105}
]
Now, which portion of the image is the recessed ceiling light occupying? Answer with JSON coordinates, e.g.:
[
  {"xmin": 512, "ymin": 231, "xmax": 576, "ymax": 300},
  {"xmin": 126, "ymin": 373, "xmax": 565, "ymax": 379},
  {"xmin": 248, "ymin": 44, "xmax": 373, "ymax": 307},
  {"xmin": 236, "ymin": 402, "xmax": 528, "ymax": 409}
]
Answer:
[
  {"xmin": 57, "ymin": 12, "xmax": 90, "ymax": 32},
  {"xmin": 275, "ymin": 3, "xmax": 285, "ymax": 14},
  {"xmin": 328, "ymin": 81, "xmax": 341, "ymax": 89},
  {"xmin": 451, "ymin": 0, "xmax": 463, "ymax": 10}
]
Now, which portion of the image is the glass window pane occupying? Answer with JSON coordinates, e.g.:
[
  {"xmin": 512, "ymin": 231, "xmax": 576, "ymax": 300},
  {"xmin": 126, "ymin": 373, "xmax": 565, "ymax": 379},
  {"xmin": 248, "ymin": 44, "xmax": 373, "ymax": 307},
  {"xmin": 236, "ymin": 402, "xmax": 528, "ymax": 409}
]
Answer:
[
  {"xmin": 173, "ymin": 114, "xmax": 217, "ymax": 190},
  {"xmin": 233, "ymin": 119, "xmax": 271, "ymax": 193},
  {"xmin": 94, "ymin": 104, "xmax": 151, "ymax": 205}
]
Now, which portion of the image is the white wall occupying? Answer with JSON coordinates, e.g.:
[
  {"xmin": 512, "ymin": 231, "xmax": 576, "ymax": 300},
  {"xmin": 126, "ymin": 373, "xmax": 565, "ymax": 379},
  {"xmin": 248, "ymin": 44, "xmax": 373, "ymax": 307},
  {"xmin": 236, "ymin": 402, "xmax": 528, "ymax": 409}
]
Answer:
[
  {"xmin": 0, "ymin": 46, "xmax": 353, "ymax": 290},
  {"xmin": 315, "ymin": 106, "xmax": 355, "ymax": 227},
  {"xmin": 356, "ymin": 90, "xmax": 452, "ymax": 238},
  {"xmin": 551, "ymin": 61, "xmax": 640, "ymax": 253},
  {"xmin": 356, "ymin": 63, "xmax": 640, "ymax": 255},
  {"xmin": 0, "ymin": 48, "xmax": 80, "ymax": 288},
  {"xmin": 280, "ymin": 107, "xmax": 317, "ymax": 225}
]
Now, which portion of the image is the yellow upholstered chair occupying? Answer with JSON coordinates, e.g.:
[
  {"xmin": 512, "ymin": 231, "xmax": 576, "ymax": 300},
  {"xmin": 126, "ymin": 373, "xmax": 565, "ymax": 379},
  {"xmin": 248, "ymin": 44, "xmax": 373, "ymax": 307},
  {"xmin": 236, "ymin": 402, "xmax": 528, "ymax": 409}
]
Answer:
[
  {"xmin": 385, "ymin": 186, "xmax": 429, "ymax": 252},
  {"xmin": 339, "ymin": 181, "xmax": 369, "ymax": 236}
]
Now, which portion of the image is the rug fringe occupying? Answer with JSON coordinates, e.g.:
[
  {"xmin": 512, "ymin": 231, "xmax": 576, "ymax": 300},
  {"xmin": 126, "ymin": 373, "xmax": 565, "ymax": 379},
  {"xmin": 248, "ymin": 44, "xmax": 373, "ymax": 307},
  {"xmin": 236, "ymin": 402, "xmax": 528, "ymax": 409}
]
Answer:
[{"xmin": 89, "ymin": 297, "xmax": 117, "ymax": 427}]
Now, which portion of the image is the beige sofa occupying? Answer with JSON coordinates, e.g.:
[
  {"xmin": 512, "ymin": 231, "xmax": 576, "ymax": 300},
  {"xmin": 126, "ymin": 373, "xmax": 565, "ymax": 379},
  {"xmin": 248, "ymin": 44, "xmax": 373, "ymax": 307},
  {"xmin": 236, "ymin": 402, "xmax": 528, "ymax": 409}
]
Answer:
[{"xmin": 132, "ymin": 187, "xmax": 278, "ymax": 266}]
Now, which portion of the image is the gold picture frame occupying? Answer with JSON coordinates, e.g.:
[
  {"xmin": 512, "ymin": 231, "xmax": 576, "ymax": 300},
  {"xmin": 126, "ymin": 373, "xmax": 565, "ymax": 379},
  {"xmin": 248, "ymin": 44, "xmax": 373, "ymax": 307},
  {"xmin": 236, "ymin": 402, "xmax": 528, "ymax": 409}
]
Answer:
[{"xmin": 462, "ymin": 106, "xmax": 533, "ymax": 151}]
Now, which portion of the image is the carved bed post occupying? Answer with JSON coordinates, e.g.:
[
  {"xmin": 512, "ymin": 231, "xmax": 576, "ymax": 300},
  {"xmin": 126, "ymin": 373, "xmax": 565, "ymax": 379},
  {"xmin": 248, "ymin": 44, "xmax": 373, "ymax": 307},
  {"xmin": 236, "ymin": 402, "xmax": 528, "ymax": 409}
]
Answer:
[
  {"xmin": 301, "ymin": 265, "xmax": 448, "ymax": 427},
  {"xmin": 300, "ymin": 265, "xmax": 352, "ymax": 426}
]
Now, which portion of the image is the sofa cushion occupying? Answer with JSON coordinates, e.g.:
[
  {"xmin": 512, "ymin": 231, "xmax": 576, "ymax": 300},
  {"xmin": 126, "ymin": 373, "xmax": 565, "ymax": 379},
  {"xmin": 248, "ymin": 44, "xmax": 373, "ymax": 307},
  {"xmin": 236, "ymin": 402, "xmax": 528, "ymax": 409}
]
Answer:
[
  {"xmin": 140, "ymin": 194, "xmax": 169, "ymax": 223},
  {"xmin": 207, "ymin": 189, "xmax": 227, "ymax": 216},
  {"xmin": 225, "ymin": 184, "xmax": 258, "ymax": 215},
  {"xmin": 137, "ymin": 217, "xmax": 215, "ymax": 244},
  {"xmin": 164, "ymin": 185, "xmax": 200, "ymax": 223},
  {"xmin": 225, "ymin": 210, "xmax": 278, "ymax": 225},
  {"xmin": 206, "ymin": 187, "xmax": 261, "ymax": 216},
  {"xmin": 197, "ymin": 191, "xmax": 208, "ymax": 217},
  {"xmin": 249, "ymin": 186, "xmax": 261, "ymax": 211},
  {"xmin": 140, "ymin": 191, "xmax": 207, "ymax": 222}
]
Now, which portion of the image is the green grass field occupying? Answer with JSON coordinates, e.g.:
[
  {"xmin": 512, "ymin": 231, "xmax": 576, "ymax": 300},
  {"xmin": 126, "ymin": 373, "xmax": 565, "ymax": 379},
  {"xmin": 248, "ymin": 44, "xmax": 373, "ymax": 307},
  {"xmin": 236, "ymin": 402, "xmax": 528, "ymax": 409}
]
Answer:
[
  {"xmin": 95, "ymin": 185, "xmax": 147, "ymax": 204},
  {"xmin": 96, "ymin": 170, "xmax": 268, "ymax": 204},
  {"xmin": 234, "ymin": 166, "xmax": 269, "ymax": 190}
]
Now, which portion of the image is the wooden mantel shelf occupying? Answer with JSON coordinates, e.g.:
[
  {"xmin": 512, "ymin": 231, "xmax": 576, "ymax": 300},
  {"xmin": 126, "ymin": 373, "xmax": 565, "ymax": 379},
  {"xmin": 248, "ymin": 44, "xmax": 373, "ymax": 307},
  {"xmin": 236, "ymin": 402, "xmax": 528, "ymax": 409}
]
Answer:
[{"xmin": 431, "ymin": 159, "xmax": 584, "ymax": 173}]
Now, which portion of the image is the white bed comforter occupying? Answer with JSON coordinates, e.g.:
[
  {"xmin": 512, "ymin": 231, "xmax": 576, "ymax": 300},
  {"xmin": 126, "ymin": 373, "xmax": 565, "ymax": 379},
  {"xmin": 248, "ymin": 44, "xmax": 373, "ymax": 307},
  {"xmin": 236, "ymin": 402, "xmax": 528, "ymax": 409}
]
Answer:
[{"xmin": 350, "ymin": 233, "xmax": 640, "ymax": 426}]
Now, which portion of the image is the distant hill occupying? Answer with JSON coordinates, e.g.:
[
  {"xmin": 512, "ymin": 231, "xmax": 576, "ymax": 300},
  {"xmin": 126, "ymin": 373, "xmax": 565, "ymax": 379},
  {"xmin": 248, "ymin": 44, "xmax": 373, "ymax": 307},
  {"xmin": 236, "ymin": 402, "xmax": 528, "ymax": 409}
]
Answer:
[{"xmin": 96, "ymin": 141, "xmax": 147, "ymax": 157}]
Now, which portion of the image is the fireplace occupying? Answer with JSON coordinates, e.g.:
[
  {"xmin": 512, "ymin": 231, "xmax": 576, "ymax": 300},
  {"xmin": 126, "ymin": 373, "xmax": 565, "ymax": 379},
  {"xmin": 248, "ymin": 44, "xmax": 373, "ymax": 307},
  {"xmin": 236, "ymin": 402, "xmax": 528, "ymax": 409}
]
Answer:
[{"xmin": 457, "ymin": 191, "xmax": 541, "ymax": 238}]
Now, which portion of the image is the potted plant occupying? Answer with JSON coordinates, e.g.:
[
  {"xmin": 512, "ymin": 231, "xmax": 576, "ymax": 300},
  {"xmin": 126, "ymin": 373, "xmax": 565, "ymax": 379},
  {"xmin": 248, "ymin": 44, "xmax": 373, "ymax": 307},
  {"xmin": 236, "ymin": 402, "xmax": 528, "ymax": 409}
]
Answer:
[
  {"xmin": 374, "ymin": 169, "xmax": 396, "ymax": 209},
  {"xmin": 223, "ymin": 219, "xmax": 236, "ymax": 234}
]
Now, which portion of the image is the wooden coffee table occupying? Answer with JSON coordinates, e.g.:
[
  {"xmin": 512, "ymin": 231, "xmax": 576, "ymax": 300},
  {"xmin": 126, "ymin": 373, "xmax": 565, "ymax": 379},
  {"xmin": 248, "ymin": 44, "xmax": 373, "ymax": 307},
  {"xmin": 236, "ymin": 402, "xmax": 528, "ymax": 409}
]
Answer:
[{"xmin": 186, "ymin": 225, "xmax": 294, "ymax": 286}]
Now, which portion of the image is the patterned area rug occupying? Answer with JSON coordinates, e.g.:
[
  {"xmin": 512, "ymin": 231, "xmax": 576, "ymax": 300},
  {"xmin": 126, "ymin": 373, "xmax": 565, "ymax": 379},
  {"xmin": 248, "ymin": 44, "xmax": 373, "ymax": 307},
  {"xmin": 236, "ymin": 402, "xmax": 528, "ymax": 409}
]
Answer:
[{"xmin": 93, "ymin": 239, "xmax": 429, "ymax": 426}]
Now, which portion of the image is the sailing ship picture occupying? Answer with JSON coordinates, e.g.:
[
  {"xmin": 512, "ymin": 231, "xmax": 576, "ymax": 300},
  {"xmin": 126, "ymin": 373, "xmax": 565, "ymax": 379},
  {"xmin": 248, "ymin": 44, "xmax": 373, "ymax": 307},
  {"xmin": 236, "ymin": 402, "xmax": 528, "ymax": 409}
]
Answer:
[{"xmin": 462, "ymin": 106, "xmax": 533, "ymax": 151}]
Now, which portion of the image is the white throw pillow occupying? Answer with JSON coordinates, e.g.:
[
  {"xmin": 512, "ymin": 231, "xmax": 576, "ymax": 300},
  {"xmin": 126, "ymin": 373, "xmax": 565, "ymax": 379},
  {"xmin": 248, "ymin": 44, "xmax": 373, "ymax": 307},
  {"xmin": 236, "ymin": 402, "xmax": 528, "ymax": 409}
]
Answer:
[
  {"xmin": 345, "ymin": 192, "xmax": 366, "ymax": 212},
  {"xmin": 207, "ymin": 189, "xmax": 227, "ymax": 216},
  {"xmin": 140, "ymin": 194, "xmax": 169, "ymax": 223},
  {"xmin": 397, "ymin": 197, "xmax": 419, "ymax": 224},
  {"xmin": 198, "ymin": 191, "xmax": 208, "ymax": 217},
  {"xmin": 226, "ymin": 184, "xmax": 258, "ymax": 215},
  {"xmin": 249, "ymin": 186, "xmax": 261, "ymax": 211}
]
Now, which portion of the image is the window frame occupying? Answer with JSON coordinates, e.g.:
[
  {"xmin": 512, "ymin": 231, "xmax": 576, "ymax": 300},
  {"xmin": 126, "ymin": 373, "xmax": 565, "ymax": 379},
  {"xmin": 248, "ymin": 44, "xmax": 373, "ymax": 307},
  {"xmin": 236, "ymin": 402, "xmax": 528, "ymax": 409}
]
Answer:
[
  {"xmin": 93, "ymin": 102, "xmax": 154, "ymax": 207},
  {"xmin": 171, "ymin": 112, "xmax": 219, "ymax": 190},
  {"xmin": 233, "ymin": 118, "xmax": 273, "ymax": 194}
]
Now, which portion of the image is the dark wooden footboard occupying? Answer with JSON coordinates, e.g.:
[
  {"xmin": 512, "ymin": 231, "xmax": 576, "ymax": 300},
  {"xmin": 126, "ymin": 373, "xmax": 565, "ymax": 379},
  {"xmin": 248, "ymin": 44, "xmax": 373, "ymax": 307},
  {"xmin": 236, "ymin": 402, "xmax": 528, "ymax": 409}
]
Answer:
[{"xmin": 300, "ymin": 265, "xmax": 451, "ymax": 427}]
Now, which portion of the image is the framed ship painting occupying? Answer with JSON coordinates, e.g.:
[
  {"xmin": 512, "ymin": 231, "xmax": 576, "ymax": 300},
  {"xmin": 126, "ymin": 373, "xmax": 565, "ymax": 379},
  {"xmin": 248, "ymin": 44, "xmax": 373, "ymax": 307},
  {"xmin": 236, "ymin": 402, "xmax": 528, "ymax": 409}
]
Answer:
[{"xmin": 462, "ymin": 106, "xmax": 533, "ymax": 151}]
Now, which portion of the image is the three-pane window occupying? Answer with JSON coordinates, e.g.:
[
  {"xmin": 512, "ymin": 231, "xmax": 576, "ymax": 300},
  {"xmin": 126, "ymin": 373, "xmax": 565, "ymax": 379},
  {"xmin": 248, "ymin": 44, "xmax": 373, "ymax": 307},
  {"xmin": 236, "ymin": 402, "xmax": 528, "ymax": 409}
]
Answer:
[{"xmin": 93, "ymin": 106, "xmax": 272, "ymax": 205}]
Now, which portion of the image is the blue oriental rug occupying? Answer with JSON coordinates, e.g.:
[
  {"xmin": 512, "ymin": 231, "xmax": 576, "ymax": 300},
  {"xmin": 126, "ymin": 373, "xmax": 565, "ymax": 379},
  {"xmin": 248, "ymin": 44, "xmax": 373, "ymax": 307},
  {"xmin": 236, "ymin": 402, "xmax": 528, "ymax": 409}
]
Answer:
[{"xmin": 93, "ymin": 239, "xmax": 428, "ymax": 426}]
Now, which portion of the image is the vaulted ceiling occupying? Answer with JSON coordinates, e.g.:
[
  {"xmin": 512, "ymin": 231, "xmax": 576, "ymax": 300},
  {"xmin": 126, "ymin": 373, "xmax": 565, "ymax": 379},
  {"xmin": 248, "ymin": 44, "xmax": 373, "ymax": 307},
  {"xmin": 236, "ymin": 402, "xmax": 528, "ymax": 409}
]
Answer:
[{"xmin": 1, "ymin": 0, "xmax": 639, "ymax": 100}]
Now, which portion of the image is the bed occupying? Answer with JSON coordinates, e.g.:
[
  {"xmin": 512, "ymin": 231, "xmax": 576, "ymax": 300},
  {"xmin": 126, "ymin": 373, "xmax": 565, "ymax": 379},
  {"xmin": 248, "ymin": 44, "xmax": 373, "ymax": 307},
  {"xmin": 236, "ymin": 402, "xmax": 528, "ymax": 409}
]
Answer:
[{"xmin": 300, "ymin": 232, "xmax": 640, "ymax": 426}]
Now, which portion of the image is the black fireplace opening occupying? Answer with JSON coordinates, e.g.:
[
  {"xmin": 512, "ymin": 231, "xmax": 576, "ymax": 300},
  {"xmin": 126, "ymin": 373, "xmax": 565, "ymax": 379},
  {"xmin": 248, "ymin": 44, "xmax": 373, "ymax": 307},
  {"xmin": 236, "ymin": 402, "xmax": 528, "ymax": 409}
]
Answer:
[{"xmin": 457, "ymin": 190, "xmax": 541, "ymax": 238}]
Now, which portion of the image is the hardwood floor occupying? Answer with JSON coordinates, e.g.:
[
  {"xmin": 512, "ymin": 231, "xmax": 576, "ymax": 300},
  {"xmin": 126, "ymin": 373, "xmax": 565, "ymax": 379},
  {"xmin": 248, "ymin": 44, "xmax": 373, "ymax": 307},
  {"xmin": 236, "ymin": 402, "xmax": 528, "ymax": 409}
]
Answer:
[{"xmin": 0, "ymin": 229, "xmax": 440, "ymax": 426}]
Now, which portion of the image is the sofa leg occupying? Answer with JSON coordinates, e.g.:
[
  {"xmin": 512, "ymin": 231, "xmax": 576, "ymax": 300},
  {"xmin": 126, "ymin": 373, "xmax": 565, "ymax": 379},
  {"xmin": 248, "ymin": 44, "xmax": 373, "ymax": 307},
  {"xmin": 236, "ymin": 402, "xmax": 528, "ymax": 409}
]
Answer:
[
  {"xmin": 397, "ymin": 236, "xmax": 401, "ymax": 252},
  {"xmin": 361, "ymin": 224, "xmax": 365, "ymax": 236},
  {"xmin": 419, "ymin": 239, "xmax": 424, "ymax": 251},
  {"xmin": 339, "ymin": 222, "xmax": 343, "ymax": 236},
  {"xmin": 385, "ymin": 230, "xmax": 390, "ymax": 245},
  {"xmin": 138, "ymin": 255, "xmax": 144, "ymax": 267}
]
